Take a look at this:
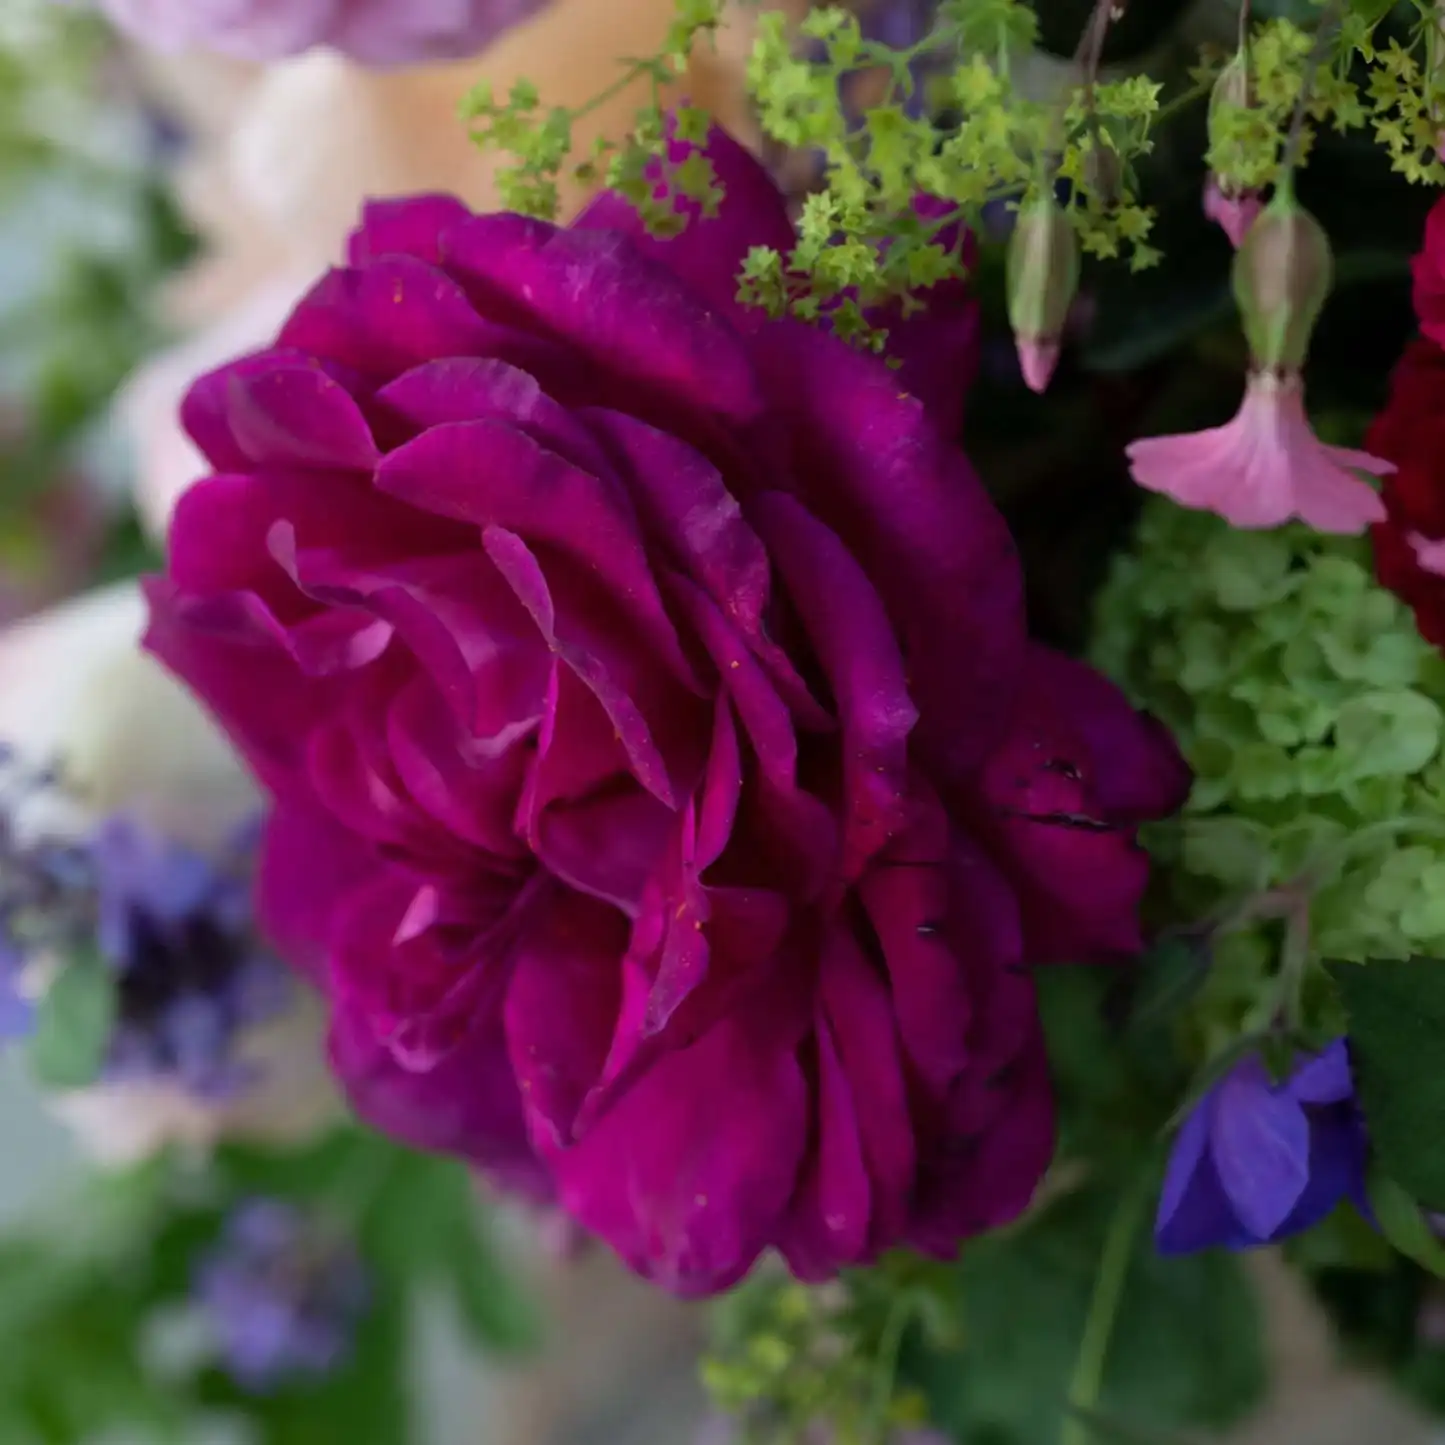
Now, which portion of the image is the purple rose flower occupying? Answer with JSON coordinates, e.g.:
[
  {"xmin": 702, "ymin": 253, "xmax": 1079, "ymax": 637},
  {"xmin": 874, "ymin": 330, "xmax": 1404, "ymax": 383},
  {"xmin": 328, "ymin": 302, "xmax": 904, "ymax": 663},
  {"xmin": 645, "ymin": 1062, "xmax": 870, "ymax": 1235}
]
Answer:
[
  {"xmin": 93, "ymin": 0, "xmax": 546, "ymax": 66},
  {"xmin": 195, "ymin": 1198, "xmax": 369, "ymax": 1393},
  {"xmin": 1157, "ymin": 1040, "xmax": 1368, "ymax": 1254},
  {"xmin": 144, "ymin": 125, "xmax": 1188, "ymax": 1296}
]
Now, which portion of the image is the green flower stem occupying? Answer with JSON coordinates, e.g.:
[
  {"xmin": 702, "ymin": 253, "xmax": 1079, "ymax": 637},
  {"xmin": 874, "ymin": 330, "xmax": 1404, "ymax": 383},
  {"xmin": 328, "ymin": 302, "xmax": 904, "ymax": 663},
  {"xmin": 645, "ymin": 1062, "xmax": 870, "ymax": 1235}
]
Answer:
[
  {"xmin": 864, "ymin": 1291, "xmax": 913, "ymax": 1445},
  {"xmin": 1060, "ymin": 1177, "xmax": 1150, "ymax": 1445}
]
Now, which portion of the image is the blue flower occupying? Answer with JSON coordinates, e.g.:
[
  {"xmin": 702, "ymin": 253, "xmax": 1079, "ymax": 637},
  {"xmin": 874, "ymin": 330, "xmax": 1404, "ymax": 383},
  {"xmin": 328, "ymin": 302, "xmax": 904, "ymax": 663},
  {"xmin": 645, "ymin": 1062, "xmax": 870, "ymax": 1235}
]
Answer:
[
  {"xmin": 195, "ymin": 1200, "xmax": 370, "ymax": 1393},
  {"xmin": 89, "ymin": 815, "xmax": 290, "ymax": 1097},
  {"xmin": 1156, "ymin": 1039, "xmax": 1368, "ymax": 1254},
  {"xmin": 1, "ymin": 758, "xmax": 289, "ymax": 1095},
  {"xmin": 0, "ymin": 940, "xmax": 32, "ymax": 1039}
]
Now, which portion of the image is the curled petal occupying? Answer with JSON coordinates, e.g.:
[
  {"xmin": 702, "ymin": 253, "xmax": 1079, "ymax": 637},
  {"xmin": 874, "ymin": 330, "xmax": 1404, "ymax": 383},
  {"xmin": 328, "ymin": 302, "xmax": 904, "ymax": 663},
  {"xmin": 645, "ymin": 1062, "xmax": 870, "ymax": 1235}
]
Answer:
[{"xmin": 1128, "ymin": 371, "xmax": 1391, "ymax": 534}]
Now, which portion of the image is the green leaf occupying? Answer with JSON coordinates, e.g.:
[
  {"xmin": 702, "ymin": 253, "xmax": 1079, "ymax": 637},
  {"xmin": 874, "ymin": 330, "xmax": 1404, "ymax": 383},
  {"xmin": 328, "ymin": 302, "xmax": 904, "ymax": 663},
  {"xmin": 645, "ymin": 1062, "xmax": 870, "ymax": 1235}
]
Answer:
[
  {"xmin": 1347, "ymin": 0, "xmax": 1399, "ymax": 24},
  {"xmin": 1333, "ymin": 691, "xmax": 1442, "ymax": 781},
  {"xmin": 1127, "ymin": 935, "xmax": 1212, "ymax": 1034},
  {"xmin": 27, "ymin": 949, "xmax": 117, "ymax": 1089},
  {"xmin": 909, "ymin": 1189, "xmax": 1266, "ymax": 1445},
  {"xmin": 1329, "ymin": 958, "xmax": 1445, "ymax": 1208},
  {"xmin": 364, "ymin": 1152, "xmax": 542, "ymax": 1356},
  {"xmin": 1368, "ymin": 1168, "xmax": 1445, "ymax": 1278}
]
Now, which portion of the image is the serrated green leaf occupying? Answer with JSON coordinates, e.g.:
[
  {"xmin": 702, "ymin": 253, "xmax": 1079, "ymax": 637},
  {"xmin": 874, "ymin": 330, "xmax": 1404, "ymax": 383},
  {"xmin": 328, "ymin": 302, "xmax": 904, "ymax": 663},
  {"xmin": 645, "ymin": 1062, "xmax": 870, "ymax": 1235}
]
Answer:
[
  {"xmin": 1330, "ymin": 958, "xmax": 1445, "ymax": 1208},
  {"xmin": 27, "ymin": 949, "xmax": 116, "ymax": 1089},
  {"xmin": 1347, "ymin": 0, "xmax": 1398, "ymax": 22}
]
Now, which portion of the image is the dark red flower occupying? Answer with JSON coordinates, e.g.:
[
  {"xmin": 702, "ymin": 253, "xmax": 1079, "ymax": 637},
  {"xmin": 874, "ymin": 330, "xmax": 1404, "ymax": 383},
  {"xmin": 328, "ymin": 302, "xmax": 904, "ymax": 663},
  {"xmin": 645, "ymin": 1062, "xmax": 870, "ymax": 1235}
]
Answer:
[{"xmin": 1369, "ymin": 339, "xmax": 1445, "ymax": 647}]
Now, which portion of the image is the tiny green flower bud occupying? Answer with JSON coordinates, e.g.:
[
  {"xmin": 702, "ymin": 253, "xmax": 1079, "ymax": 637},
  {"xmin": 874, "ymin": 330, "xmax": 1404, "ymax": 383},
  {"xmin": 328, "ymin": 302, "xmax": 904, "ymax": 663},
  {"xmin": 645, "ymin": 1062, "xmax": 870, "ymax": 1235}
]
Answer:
[
  {"xmin": 1208, "ymin": 51, "xmax": 1252, "ymax": 157},
  {"xmin": 1006, "ymin": 194, "xmax": 1080, "ymax": 394},
  {"xmin": 1231, "ymin": 189, "xmax": 1333, "ymax": 374}
]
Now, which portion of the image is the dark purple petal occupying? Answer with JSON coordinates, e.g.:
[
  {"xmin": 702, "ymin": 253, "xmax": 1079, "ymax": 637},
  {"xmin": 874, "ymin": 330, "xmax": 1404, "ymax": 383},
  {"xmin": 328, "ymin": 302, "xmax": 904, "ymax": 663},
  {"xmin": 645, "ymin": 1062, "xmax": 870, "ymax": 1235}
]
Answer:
[
  {"xmin": 1156, "ymin": 1099, "xmax": 1251, "ymax": 1255},
  {"xmin": 575, "ymin": 125, "xmax": 796, "ymax": 335},
  {"xmin": 503, "ymin": 890, "xmax": 629, "ymax": 1148},
  {"xmin": 1287, "ymin": 1039, "xmax": 1354, "ymax": 1105},
  {"xmin": 1210, "ymin": 1065, "xmax": 1312, "ymax": 1240},
  {"xmin": 754, "ymin": 320, "xmax": 1025, "ymax": 776},
  {"xmin": 279, "ymin": 257, "xmax": 501, "ymax": 377},
  {"xmin": 752, "ymin": 491, "xmax": 917, "ymax": 881},
  {"xmin": 184, "ymin": 352, "xmax": 379, "ymax": 474},
  {"xmin": 439, "ymin": 214, "xmax": 765, "ymax": 427},
  {"xmin": 347, "ymin": 195, "xmax": 473, "ymax": 267}
]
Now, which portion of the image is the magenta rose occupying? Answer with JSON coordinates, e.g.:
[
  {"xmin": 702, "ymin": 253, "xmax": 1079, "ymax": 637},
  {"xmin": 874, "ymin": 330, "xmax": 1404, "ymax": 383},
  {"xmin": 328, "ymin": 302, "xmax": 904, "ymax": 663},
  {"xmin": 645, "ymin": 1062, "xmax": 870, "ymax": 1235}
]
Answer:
[{"xmin": 144, "ymin": 129, "xmax": 1187, "ymax": 1296}]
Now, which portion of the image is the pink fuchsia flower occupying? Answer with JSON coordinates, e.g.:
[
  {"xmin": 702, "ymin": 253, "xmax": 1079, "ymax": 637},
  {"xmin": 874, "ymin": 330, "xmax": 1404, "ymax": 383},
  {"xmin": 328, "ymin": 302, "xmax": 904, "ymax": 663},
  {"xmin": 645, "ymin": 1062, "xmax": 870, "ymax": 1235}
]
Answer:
[
  {"xmin": 1413, "ymin": 194, "xmax": 1445, "ymax": 351},
  {"xmin": 93, "ymin": 0, "xmax": 547, "ymax": 66},
  {"xmin": 1202, "ymin": 176, "xmax": 1262, "ymax": 250},
  {"xmin": 143, "ymin": 126, "xmax": 1188, "ymax": 1296},
  {"xmin": 1127, "ymin": 371, "xmax": 1391, "ymax": 533},
  {"xmin": 1132, "ymin": 189, "xmax": 1392, "ymax": 534}
]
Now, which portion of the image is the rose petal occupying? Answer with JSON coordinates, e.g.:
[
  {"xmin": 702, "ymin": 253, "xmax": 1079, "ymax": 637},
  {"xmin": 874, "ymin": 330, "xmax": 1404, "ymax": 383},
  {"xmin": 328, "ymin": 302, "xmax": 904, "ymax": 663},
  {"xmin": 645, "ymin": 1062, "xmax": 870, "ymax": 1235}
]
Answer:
[
  {"xmin": 440, "ymin": 213, "xmax": 765, "ymax": 427},
  {"xmin": 575, "ymin": 125, "xmax": 796, "ymax": 335}
]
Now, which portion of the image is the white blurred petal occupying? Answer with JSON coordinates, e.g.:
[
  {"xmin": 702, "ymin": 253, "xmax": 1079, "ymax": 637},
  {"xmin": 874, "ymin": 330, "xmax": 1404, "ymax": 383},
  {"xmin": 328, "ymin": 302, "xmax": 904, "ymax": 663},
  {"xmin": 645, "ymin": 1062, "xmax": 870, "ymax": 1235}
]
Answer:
[
  {"xmin": 0, "ymin": 581, "xmax": 256, "ymax": 846},
  {"xmin": 47, "ymin": 990, "xmax": 343, "ymax": 1166}
]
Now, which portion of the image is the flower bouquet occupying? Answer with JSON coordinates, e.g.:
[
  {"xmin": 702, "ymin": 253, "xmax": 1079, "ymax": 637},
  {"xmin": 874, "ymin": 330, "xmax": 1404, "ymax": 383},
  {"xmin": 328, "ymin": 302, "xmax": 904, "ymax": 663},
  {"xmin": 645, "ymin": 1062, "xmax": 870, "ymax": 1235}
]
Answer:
[{"xmin": 6, "ymin": 0, "xmax": 1445, "ymax": 1441}]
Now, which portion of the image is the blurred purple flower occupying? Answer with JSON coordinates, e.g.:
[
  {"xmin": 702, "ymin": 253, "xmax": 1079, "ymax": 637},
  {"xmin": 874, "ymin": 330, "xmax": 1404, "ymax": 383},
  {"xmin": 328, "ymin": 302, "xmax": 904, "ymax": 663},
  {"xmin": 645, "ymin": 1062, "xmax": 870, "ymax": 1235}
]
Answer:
[
  {"xmin": 0, "ymin": 760, "xmax": 289, "ymax": 1094},
  {"xmin": 0, "ymin": 941, "xmax": 31, "ymax": 1039},
  {"xmin": 195, "ymin": 1199, "xmax": 369, "ymax": 1393},
  {"xmin": 1157, "ymin": 1040, "xmax": 1367, "ymax": 1254},
  {"xmin": 90, "ymin": 815, "xmax": 290, "ymax": 1097}
]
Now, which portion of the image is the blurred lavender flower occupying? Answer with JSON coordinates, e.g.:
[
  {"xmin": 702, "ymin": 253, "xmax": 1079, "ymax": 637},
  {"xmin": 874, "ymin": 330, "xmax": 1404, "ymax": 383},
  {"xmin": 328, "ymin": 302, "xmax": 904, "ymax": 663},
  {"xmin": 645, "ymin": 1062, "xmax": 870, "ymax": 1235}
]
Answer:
[
  {"xmin": 195, "ymin": 1199, "xmax": 370, "ymax": 1393},
  {"xmin": 91, "ymin": 814, "xmax": 290, "ymax": 1097},
  {"xmin": 1157, "ymin": 1040, "xmax": 1368, "ymax": 1254},
  {"xmin": 0, "ymin": 746, "xmax": 289, "ymax": 1095}
]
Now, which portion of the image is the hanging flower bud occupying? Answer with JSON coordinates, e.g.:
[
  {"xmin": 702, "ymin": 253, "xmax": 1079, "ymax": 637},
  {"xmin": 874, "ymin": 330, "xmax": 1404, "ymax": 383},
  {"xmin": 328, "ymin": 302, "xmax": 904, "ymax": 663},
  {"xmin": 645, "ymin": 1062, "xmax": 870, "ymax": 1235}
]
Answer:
[
  {"xmin": 1232, "ymin": 187, "xmax": 1334, "ymax": 374},
  {"xmin": 1204, "ymin": 51, "xmax": 1263, "ymax": 248},
  {"xmin": 1128, "ymin": 191, "xmax": 1391, "ymax": 534},
  {"xmin": 1005, "ymin": 193, "xmax": 1080, "ymax": 394}
]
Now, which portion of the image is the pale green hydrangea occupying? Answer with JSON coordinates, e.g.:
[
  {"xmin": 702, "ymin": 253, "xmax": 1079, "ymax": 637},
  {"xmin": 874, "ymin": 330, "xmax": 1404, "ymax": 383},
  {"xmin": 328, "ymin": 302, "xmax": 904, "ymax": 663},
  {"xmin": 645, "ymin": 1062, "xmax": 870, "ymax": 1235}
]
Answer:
[{"xmin": 1091, "ymin": 500, "xmax": 1445, "ymax": 1051}]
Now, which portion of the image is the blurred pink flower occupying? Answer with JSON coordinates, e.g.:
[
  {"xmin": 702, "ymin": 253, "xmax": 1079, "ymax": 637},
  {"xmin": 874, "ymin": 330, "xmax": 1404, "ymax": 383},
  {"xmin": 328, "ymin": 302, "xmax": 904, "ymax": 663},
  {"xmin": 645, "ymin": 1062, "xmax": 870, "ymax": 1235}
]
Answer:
[
  {"xmin": 97, "ymin": 0, "xmax": 546, "ymax": 66},
  {"xmin": 120, "ymin": 3, "xmax": 777, "ymax": 540},
  {"xmin": 1203, "ymin": 176, "xmax": 1262, "ymax": 249},
  {"xmin": 1127, "ymin": 371, "xmax": 1391, "ymax": 533}
]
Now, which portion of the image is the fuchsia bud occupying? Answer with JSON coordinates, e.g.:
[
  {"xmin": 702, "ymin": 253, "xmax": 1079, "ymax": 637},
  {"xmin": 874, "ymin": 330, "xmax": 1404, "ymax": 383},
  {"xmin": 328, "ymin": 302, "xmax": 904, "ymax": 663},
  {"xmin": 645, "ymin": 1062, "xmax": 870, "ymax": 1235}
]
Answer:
[
  {"xmin": 1232, "ymin": 187, "xmax": 1334, "ymax": 373},
  {"xmin": 1204, "ymin": 176, "xmax": 1264, "ymax": 249},
  {"xmin": 1005, "ymin": 193, "xmax": 1080, "ymax": 394},
  {"xmin": 1205, "ymin": 51, "xmax": 1263, "ymax": 248}
]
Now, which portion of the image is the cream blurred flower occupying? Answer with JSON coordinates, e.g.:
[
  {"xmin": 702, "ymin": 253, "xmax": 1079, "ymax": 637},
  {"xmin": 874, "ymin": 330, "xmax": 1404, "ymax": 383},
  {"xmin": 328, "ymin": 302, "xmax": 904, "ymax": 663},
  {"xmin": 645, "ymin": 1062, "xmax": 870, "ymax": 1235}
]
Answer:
[
  {"xmin": 0, "ymin": 581, "xmax": 341, "ymax": 1163},
  {"xmin": 119, "ymin": 0, "xmax": 782, "ymax": 540}
]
